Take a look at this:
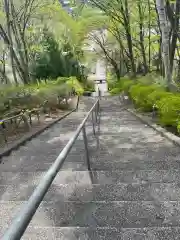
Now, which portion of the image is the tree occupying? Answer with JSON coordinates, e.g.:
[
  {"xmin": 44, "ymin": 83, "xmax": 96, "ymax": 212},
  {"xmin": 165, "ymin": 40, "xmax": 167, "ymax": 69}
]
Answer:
[
  {"xmin": 85, "ymin": 0, "xmax": 136, "ymax": 76},
  {"xmin": 0, "ymin": 0, "xmax": 58, "ymax": 84},
  {"xmin": 76, "ymin": 0, "xmax": 180, "ymax": 86},
  {"xmin": 87, "ymin": 29, "xmax": 123, "ymax": 79},
  {"xmin": 155, "ymin": 0, "xmax": 171, "ymax": 87}
]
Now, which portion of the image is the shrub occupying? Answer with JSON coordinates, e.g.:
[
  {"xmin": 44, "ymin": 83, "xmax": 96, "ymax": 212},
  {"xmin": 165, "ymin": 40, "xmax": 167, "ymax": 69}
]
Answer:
[
  {"xmin": 137, "ymin": 74, "xmax": 155, "ymax": 85},
  {"xmin": 109, "ymin": 78, "xmax": 134, "ymax": 95},
  {"xmin": 154, "ymin": 75, "xmax": 168, "ymax": 87},
  {"xmin": 110, "ymin": 87, "xmax": 121, "ymax": 95},
  {"xmin": 0, "ymin": 77, "xmax": 77, "ymax": 115},
  {"xmin": 156, "ymin": 96, "xmax": 180, "ymax": 127},
  {"xmin": 107, "ymin": 72, "xmax": 116, "ymax": 90},
  {"xmin": 120, "ymin": 79, "xmax": 134, "ymax": 93},
  {"xmin": 66, "ymin": 77, "xmax": 84, "ymax": 95},
  {"xmin": 147, "ymin": 90, "xmax": 173, "ymax": 108},
  {"xmin": 56, "ymin": 77, "xmax": 69, "ymax": 84},
  {"xmin": 137, "ymin": 73, "xmax": 161, "ymax": 85},
  {"xmin": 129, "ymin": 84, "xmax": 160, "ymax": 111},
  {"xmin": 117, "ymin": 74, "xmax": 180, "ymax": 133},
  {"xmin": 84, "ymin": 80, "xmax": 95, "ymax": 92}
]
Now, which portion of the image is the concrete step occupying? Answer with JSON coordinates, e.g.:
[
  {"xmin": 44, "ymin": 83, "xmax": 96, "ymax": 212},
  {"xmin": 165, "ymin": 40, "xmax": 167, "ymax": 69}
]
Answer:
[
  {"xmin": 93, "ymin": 159, "xmax": 180, "ymax": 170},
  {"xmin": 1, "ymin": 96, "xmax": 180, "ymax": 239},
  {"xmin": 0, "ymin": 171, "xmax": 92, "ymax": 186},
  {"xmin": 2, "ymin": 169, "xmax": 180, "ymax": 187},
  {"xmin": 1, "ymin": 182, "xmax": 180, "ymax": 202},
  {"xmin": 2, "ymin": 149, "xmax": 179, "ymax": 171},
  {"xmin": 92, "ymin": 150, "xmax": 180, "ymax": 162},
  {"xmin": 2, "ymin": 136, "xmax": 96, "ymax": 160},
  {"xmin": 78, "ymin": 97, "xmax": 96, "ymax": 111},
  {"xmin": 0, "ymin": 144, "xmax": 98, "ymax": 172},
  {"xmin": 19, "ymin": 226, "xmax": 180, "ymax": 240},
  {"xmin": 0, "ymin": 108, "xmax": 96, "ymax": 172},
  {"xmin": 2, "ymin": 156, "xmax": 159, "ymax": 172},
  {"xmin": 59, "ymin": 158, "xmax": 180, "ymax": 171},
  {"xmin": 1, "ymin": 201, "xmax": 180, "ymax": 229}
]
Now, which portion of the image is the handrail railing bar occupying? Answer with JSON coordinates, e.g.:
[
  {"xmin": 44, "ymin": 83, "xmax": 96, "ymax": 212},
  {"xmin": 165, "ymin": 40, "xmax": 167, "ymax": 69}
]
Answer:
[{"xmin": 2, "ymin": 99, "xmax": 99, "ymax": 240}]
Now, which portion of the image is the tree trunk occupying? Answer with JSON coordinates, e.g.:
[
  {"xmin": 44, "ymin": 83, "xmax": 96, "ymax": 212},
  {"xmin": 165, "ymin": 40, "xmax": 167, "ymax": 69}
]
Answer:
[
  {"xmin": 166, "ymin": 0, "xmax": 180, "ymax": 75},
  {"xmin": 148, "ymin": 0, "xmax": 151, "ymax": 70},
  {"xmin": 156, "ymin": 0, "xmax": 171, "ymax": 88},
  {"xmin": 124, "ymin": 0, "xmax": 136, "ymax": 76},
  {"xmin": 10, "ymin": 1, "xmax": 30, "ymax": 84},
  {"xmin": 0, "ymin": 66, "xmax": 10, "ymax": 84},
  {"xmin": 138, "ymin": 2, "xmax": 148, "ymax": 74},
  {"xmin": 176, "ymin": 59, "xmax": 180, "ymax": 83},
  {"xmin": 0, "ymin": 24, "xmax": 27, "ymax": 83},
  {"xmin": 4, "ymin": 0, "xmax": 18, "ymax": 85}
]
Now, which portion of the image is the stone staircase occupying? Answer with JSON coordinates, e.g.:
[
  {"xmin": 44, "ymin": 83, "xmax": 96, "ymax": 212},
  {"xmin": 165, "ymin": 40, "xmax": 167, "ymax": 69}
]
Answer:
[{"xmin": 1, "ymin": 96, "xmax": 180, "ymax": 239}]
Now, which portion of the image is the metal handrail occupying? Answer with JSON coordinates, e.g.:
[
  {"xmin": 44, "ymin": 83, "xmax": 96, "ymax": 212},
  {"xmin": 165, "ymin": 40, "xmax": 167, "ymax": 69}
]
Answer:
[
  {"xmin": 2, "ymin": 98, "xmax": 100, "ymax": 240},
  {"xmin": 98, "ymin": 86, "xmax": 101, "ymax": 99}
]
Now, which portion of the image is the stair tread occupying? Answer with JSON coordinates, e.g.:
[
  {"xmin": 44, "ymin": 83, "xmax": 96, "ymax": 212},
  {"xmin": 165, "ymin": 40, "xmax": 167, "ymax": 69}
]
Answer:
[
  {"xmin": 1, "ymin": 201, "xmax": 180, "ymax": 228},
  {"xmin": 2, "ymin": 156, "xmax": 180, "ymax": 170},
  {"xmin": 2, "ymin": 154, "xmax": 180, "ymax": 171},
  {"xmin": 1, "ymin": 170, "xmax": 180, "ymax": 186},
  {"xmin": 1, "ymin": 182, "xmax": 180, "ymax": 202},
  {"xmin": 18, "ymin": 226, "xmax": 180, "ymax": 240},
  {"xmin": 60, "ymin": 159, "xmax": 180, "ymax": 171},
  {"xmin": 1, "ymin": 97, "xmax": 180, "ymax": 238}
]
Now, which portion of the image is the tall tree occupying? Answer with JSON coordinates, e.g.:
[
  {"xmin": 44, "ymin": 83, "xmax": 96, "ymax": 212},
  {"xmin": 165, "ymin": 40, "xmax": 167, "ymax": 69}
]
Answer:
[{"xmin": 156, "ymin": 0, "xmax": 171, "ymax": 87}]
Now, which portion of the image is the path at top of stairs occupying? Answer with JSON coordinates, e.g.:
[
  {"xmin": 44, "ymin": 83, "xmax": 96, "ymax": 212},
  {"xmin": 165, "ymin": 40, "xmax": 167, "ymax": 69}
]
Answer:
[{"xmin": 1, "ymin": 96, "xmax": 180, "ymax": 239}]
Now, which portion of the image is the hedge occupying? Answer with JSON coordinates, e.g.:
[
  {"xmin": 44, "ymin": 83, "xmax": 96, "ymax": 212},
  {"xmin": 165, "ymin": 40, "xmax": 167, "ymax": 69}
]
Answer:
[
  {"xmin": 109, "ymin": 75, "xmax": 180, "ymax": 133},
  {"xmin": 0, "ymin": 77, "xmax": 83, "ymax": 116},
  {"xmin": 110, "ymin": 77, "xmax": 134, "ymax": 95},
  {"xmin": 129, "ymin": 84, "xmax": 164, "ymax": 112},
  {"xmin": 130, "ymin": 82, "xmax": 180, "ymax": 132},
  {"xmin": 156, "ymin": 96, "xmax": 180, "ymax": 127},
  {"xmin": 107, "ymin": 72, "xmax": 116, "ymax": 90},
  {"xmin": 66, "ymin": 77, "xmax": 84, "ymax": 95}
]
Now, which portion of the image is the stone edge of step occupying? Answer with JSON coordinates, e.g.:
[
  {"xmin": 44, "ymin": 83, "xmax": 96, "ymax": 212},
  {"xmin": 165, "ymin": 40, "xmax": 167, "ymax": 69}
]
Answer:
[
  {"xmin": 126, "ymin": 108, "xmax": 180, "ymax": 148},
  {"xmin": 2, "ymin": 226, "xmax": 180, "ymax": 239}
]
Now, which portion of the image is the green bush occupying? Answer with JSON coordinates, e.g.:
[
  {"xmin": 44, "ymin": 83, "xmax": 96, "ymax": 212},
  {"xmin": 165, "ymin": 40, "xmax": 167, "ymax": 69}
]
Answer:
[
  {"xmin": 109, "ymin": 78, "xmax": 134, "ymax": 95},
  {"xmin": 147, "ymin": 90, "xmax": 173, "ymax": 108},
  {"xmin": 129, "ymin": 84, "xmax": 160, "ymax": 111},
  {"xmin": 137, "ymin": 74, "xmax": 155, "ymax": 85},
  {"xmin": 156, "ymin": 96, "xmax": 180, "ymax": 127},
  {"xmin": 110, "ymin": 87, "xmax": 121, "ymax": 95},
  {"xmin": 120, "ymin": 79, "xmax": 134, "ymax": 93},
  {"xmin": 84, "ymin": 80, "xmax": 95, "ymax": 92},
  {"xmin": 107, "ymin": 72, "xmax": 116, "ymax": 90},
  {"xmin": 66, "ymin": 77, "xmax": 84, "ymax": 95},
  {"xmin": 56, "ymin": 77, "xmax": 69, "ymax": 84},
  {"xmin": 115, "ymin": 74, "xmax": 180, "ymax": 133},
  {"xmin": 0, "ymin": 77, "xmax": 80, "ymax": 116}
]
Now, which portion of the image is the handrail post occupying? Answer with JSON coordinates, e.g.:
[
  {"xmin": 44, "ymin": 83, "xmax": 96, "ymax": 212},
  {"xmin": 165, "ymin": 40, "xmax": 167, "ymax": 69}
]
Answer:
[
  {"xmin": 82, "ymin": 126, "xmax": 91, "ymax": 171},
  {"xmin": 91, "ymin": 111, "xmax": 96, "ymax": 135},
  {"xmin": 94, "ymin": 105, "xmax": 97, "ymax": 123},
  {"xmin": 98, "ymin": 100, "xmax": 100, "ymax": 116},
  {"xmin": 76, "ymin": 96, "xmax": 79, "ymax": 111},
  {"xmin": 97, "ymin": 99, "xmax": 99, "ymax": 115},
  {"xmin": 98, "ymin": 88, "xmax": 101, "ymax": 100},
  {"xmin": 96, "ymin": 103, "xmax": 98, "ymax": 124}
]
